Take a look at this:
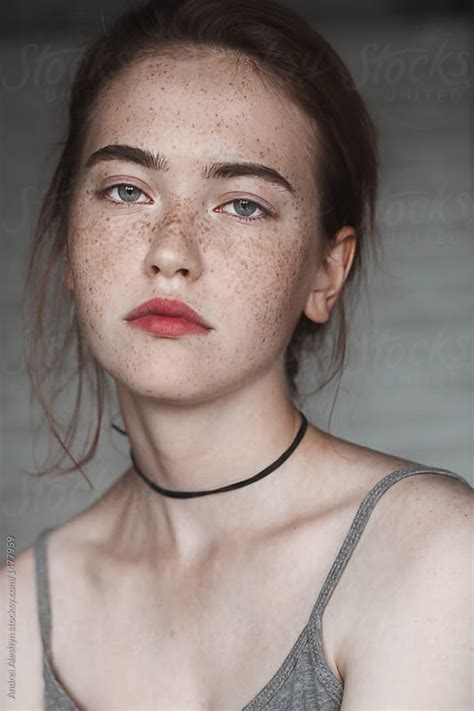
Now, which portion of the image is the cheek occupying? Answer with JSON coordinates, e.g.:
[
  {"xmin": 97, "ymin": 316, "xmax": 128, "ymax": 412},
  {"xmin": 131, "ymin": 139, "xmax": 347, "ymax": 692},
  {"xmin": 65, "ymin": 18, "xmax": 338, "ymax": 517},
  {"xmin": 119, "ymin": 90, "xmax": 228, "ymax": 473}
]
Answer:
[
  {"xmin": 220, "ymin": 225, "xmax": 313, "ymax": 352},
  {"xmin": 66, "ymin": 210, "xmax": 130, "ymax": 343},
  {"xmin": 68, "ymin": 201, "xmax": 143, "ymax": 291}
]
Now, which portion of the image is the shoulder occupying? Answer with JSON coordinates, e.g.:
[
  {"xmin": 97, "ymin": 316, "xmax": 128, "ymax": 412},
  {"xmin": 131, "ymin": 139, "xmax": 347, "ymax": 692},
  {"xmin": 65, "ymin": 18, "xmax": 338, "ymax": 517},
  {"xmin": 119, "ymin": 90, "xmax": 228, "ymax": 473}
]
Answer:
[
  {"xmin": 339, "ymin": 466, "xmax": 472, "ymax": 710},
  {"xmin": 378, "ymin": 464, "xmax": 472, "ymax": 505},
  {"xmin": 378, "ymin": 468, "xmax": 472, "ymax": 586},
  {"xmin": 339, "ymin": 459, "xmax": 473, "ymax": 600},
  {"xmin": 0, "ymin": 540, "xmax": 44, "ymax": 708},
  {"xmin": 384, "ymin": 468, "xmax": 472, "ymax": 590},
  {"xmin": 312, "ymin": 428, "xmax": 471, "ymax": 541},
  {"xmin": 365, "ymin": 467, "xmax": 472, "ymax": 567},
  {"xmin": 0, "ymin": 500, "xmax": 116, "ymax": 710}
]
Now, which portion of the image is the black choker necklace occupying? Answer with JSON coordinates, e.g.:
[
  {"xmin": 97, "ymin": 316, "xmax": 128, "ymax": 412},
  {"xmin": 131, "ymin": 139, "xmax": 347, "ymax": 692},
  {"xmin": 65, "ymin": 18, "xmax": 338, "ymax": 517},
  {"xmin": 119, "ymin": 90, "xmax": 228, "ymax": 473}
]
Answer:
[{"xmin": 111, "ymin": 410, "xmax": 308, "ymax": 498}]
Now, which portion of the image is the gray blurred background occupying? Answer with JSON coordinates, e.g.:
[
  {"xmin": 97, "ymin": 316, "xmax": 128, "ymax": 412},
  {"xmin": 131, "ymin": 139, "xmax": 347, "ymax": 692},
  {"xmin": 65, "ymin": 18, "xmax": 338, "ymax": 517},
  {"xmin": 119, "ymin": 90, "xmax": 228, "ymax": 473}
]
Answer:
[{"xmin": 1, "ymin": 0, "xmax": 472, "ymax": 558}]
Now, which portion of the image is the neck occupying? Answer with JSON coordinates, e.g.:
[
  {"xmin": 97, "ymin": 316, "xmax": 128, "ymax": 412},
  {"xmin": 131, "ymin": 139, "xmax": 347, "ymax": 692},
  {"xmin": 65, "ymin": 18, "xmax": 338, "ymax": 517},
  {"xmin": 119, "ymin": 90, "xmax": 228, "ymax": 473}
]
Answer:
[
  {"xmin": 109, "ymin": 374, "xmax": 325, "ymax": 564},
  {"xmin": 127, "ymin": 411, "xmax": 307, "ymax": 498}
]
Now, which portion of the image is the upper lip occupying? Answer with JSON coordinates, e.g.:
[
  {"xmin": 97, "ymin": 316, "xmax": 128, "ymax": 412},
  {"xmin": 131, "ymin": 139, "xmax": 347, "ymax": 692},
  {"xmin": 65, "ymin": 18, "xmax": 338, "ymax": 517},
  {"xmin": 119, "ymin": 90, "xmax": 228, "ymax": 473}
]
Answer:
[{"xmin": 124, "ymin": 297, "xmax": 212, "ymax": 328}]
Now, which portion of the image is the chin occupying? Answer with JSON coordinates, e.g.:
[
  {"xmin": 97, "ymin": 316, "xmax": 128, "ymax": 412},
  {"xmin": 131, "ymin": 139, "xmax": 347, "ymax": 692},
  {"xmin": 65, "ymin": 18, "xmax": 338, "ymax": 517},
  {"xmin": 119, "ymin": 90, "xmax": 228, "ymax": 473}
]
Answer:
[{"xmin": 108, "ymin": 367, "xmax": 217, "ymax": 404}]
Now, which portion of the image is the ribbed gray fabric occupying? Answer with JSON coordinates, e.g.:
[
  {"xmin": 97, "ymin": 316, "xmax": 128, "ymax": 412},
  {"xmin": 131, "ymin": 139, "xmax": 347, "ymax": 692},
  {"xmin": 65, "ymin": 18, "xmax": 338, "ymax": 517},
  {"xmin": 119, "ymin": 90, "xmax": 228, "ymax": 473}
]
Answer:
[{"xmin": 34, "ymin": 464, "xmax": 470, "ymax": 710}]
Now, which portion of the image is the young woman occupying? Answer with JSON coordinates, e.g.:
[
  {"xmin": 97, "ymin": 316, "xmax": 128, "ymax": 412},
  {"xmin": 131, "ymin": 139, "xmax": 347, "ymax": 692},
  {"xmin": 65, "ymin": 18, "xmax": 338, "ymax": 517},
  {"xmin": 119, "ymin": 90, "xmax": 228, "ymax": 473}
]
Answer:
[{"xmin": 2, "ymin": 1, "xmax": 472, "ymax": 709}]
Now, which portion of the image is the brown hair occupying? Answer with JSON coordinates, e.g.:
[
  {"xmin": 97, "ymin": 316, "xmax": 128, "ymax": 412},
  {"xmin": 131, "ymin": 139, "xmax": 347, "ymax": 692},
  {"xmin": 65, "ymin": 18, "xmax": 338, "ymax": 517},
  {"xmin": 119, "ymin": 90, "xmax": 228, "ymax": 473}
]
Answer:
[{"xmin": 22, "ymin": 0, "xmax": 380, "ymax": 481}]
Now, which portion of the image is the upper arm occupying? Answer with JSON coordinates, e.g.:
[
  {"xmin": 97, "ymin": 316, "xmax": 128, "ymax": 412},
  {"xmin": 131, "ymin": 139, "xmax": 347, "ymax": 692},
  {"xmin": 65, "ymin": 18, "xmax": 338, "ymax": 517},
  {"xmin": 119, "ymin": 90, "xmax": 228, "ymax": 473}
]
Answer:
[
  {"xmin": 1, "ymin": 545, "xmax": 45, "ymax": 709},
  {"xmin": 340, "ymin": 473, "xmax": 473, "ymax": 711}
]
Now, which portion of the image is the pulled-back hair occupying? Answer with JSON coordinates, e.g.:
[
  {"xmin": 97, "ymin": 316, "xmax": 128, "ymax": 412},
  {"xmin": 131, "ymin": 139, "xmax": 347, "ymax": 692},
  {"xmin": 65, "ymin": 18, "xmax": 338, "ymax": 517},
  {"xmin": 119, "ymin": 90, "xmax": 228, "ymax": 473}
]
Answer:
[{"xmin": 22, "ymin": 0, "xmax": 380, "ymax": 480}]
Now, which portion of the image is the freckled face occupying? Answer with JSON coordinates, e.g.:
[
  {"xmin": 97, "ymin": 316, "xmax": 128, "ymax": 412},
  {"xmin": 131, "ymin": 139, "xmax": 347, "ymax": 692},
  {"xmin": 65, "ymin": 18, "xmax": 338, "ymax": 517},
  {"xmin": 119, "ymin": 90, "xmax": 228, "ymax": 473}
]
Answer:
[{"xmin": 66, "ymin": 50, "xmax": 322, "ymax": 401}]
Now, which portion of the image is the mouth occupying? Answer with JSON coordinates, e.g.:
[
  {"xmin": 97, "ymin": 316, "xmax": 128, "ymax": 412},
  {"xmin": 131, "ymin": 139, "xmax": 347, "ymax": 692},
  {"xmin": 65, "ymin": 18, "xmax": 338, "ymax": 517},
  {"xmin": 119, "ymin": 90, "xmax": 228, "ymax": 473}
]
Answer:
[{"xmin": 124, "ymin": 297, "xmax": 212, "ymax": 329}]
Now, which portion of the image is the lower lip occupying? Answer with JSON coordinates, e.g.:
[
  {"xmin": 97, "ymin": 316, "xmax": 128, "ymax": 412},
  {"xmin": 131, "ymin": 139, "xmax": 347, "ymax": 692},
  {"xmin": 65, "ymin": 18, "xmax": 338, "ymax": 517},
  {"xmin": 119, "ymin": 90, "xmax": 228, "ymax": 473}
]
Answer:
[{"xmin": 127, "ymin": 315, "xmax": 211, "ymax": 337}]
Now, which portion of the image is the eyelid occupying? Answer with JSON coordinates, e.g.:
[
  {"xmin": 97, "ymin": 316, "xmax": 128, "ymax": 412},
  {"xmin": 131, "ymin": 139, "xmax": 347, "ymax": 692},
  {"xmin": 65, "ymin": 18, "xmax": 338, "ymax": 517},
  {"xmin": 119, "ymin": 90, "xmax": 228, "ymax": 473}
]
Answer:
[
  {"xmin": 100, "ymin": 176, "xmax": 152, "ymax": 194},
  {"xmin": 220, "ymin": 192, "xmax": 274, "ymax": 214}
]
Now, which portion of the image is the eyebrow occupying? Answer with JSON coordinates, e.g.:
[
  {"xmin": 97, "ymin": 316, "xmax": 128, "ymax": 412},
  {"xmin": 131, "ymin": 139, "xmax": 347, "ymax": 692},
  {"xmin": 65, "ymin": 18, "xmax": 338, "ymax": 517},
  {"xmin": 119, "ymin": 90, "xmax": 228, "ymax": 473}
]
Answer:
[{"xmin": 83, "ymin": 144, "xmax": 296, "ymax": 195}]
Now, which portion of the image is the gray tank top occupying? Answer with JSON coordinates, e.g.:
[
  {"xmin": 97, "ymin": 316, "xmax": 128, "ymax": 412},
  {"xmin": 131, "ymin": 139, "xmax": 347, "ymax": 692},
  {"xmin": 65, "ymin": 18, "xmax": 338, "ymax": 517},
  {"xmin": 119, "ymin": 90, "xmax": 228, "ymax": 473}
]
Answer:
[{"xmin": 34, "ymin": 464, "xmax": 470, "ymax": 710}]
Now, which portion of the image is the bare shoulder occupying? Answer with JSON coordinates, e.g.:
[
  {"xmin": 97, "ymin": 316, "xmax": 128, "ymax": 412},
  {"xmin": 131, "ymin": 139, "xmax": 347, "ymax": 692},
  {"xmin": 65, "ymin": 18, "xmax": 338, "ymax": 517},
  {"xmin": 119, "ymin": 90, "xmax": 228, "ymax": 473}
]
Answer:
[
  {"xmin": 368, "ymin": 464, "xmax": 473, "ymax": 575},
  {"xmin": 352, "ymin": 461, "xmax": 472, "ymax": 568},
  {"xmin": 0, "ymin": 474, "xmax": 128, "ymax": 711},
  {"xmin": 327, "ymin": 439, "xmax": 473, "ymax": 600},
  {"xmin": 314, "ymin": 428, "xmax": 472, "ymax": 532},
  {"xmin": 0, "ymin": 540, "xmax": 44, "ymax": 709},
  {"xmin": 315, "ymin": 432, "xmax": 472, "ymax": 671},
  {"xmin": 336, "ymin": 455, "xmax": 473, "ymax": 709}
]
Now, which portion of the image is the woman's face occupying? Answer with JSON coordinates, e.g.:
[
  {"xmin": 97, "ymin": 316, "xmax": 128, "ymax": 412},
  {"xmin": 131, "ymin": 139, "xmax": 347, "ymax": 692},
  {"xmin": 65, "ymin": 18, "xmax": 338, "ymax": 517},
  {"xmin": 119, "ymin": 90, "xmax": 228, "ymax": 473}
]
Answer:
[{"xmin": 66, "ymin": 50, "xmax": 323, "ymax": 402}]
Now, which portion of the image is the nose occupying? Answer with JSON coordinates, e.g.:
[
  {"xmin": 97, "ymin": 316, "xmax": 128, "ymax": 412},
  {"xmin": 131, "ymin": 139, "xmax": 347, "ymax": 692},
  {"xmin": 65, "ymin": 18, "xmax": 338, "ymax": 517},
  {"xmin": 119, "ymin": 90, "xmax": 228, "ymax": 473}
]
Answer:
[{"xmin": 144, "ymin": 202, "xmax": 202, "ymax": 281}]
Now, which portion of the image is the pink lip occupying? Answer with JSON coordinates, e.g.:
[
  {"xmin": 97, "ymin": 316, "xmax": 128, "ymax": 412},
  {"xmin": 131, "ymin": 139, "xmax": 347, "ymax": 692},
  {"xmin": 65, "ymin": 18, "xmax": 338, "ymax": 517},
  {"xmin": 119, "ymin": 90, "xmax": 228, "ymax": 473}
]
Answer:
[
  {"xmin": 124, "ymin": 297, "xmax": 212, "ymax": 334},
  {"xmin": 127, "ymin": 315, "xmax": 210, "ymax": 337}
]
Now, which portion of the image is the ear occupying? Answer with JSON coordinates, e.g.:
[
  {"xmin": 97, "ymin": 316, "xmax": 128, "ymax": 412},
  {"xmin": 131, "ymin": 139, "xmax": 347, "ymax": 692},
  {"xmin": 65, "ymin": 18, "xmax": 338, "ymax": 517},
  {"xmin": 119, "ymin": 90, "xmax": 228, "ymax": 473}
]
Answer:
[
  {"xmin": 303, "ymin": 226, "xmax": 357, "ymax": 324},
  {"xmin": 62, "ymin": 244, "xmax": 74, "ymax": 292}
]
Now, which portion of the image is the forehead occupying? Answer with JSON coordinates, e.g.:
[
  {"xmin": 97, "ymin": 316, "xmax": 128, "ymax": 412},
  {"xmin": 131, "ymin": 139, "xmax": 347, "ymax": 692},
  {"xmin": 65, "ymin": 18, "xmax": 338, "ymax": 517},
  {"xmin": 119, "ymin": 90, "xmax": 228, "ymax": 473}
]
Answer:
[{"xmin": 83, "ymin": 50, "xmax": 317, "ymax": 192}]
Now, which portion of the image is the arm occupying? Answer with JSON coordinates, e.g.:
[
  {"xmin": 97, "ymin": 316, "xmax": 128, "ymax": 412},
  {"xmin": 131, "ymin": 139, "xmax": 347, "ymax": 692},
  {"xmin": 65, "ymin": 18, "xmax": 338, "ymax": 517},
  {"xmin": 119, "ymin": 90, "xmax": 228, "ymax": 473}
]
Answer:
[{"xmin": 340, "ymin": 474, "xmax": 473, "ymax": 711}]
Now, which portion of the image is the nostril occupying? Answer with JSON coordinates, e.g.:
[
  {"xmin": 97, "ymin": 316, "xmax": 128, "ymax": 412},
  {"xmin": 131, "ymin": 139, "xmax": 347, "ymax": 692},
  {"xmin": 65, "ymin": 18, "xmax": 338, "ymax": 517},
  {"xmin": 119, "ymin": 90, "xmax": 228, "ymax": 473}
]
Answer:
[{"xmin": 150, "ymin": 265, "xmax": 190, "ymax": 276}]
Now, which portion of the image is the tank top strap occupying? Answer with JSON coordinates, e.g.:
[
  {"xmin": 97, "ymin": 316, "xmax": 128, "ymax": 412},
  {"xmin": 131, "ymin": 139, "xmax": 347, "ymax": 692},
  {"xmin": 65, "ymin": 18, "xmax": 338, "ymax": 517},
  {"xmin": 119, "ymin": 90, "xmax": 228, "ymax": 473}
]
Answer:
[
  {"xmin": 34, "ymin": 527, "xmax": 55, "ymax": 657},
  {"xmin": 308, "ymin": 462, "xmax": 469, "ymax": 632},
  {"xmin": 306, "ymin": 463, "xmax": 469, "ymax": 699}
]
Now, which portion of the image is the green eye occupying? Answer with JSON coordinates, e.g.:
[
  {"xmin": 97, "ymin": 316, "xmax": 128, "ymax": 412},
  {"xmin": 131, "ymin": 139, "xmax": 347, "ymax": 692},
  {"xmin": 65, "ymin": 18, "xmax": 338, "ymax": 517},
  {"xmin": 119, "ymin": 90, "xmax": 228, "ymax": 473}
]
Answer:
[
  {"xmin": 99, "ymin": 183, "xmax": 150, "ymax": 205},
  {"xmin": 233, "ymin": 199, "xmax": 259, "ymax": 218},
  {"xmin": 116, "ymin": 185, "xmax": 144, "ymax": 202},
  {"xmin": 219, "ymin": 198, "xmax": 270, "ymax": 223}
]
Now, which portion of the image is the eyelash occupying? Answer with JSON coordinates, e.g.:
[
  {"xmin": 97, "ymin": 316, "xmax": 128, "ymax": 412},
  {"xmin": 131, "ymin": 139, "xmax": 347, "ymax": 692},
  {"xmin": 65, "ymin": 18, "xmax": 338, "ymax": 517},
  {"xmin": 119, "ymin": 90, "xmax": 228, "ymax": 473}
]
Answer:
[{"xmin": 95, "ymin": 183, "xmax": 271, "ymax": 223}]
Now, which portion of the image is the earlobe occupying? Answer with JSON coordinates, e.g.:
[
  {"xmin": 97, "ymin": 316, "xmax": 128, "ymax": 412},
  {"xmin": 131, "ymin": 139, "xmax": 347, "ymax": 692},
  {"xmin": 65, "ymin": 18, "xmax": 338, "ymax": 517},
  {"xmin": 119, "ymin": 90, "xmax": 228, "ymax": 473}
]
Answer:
[
  {"xmin": 303, "ymin": 288, "xmax": 329, "ymax": 324},
  {"xmin": 303, "ymin": 226, "xmax": 357, "ymax": 325}
]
